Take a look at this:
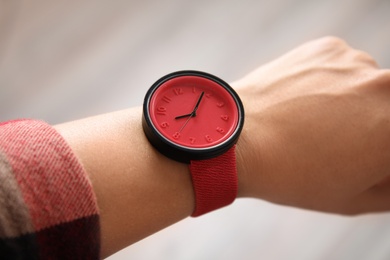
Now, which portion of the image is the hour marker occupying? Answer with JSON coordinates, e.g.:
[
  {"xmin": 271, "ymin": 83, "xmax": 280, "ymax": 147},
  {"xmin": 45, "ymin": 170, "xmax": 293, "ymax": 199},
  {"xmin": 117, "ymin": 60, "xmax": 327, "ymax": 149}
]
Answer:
[
  {"xmin": 205, "ymin": 135, "xmax": 213, "ymax": 143},
  {"xmin": 189, "ymin": 137, "xmax": 196, "ymax": 144},
  {"xmin": 216, "ymin": 127, "xmax": 225, "ymax": 134},
  {"xmin": 173, "ymin": 132, "xmax": 181, "ymax": 139},
  {"xmin": 160, "ymin": 122, "xmax": 169, "ymax": 128},
  {"xmin": 162, "ymin": 95, "xmax": 171, "ymax": 103},
  {"xmin": 216, "ymin": 102, "xmax": 225, "ymax": 107},
  {"xmin": 173, "ymin": 88, "xmax": 184, "ymax": 95},
  {"xmin": 205, "ymin": 93, "xmax": 213, "ymax": 98},
  {"xmin": 221, "ymin": 115, "xmax": 229, "ymax": 121},
  {"xmin": 157, "ymin": 106, "xmax": 167, "ymax": 115}
]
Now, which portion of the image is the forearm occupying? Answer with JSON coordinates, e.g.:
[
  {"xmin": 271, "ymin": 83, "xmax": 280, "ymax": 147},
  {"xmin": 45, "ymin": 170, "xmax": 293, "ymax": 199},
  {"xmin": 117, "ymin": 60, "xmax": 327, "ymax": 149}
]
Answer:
[
  {"xmin": 55, "ymin": 107, "xmax": 195, "ymax": 258},
  {"xmin": 54, "ymin": 36, "xmax": 390, "ymax": 257}
]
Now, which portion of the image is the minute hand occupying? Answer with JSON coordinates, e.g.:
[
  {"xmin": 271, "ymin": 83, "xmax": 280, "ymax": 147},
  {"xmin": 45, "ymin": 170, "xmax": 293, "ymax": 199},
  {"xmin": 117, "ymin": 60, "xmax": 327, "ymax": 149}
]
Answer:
[
  {"xmin": 192, "ymin": 91, "xmax": 205, "ymax": 114},
  {"xmin": 177, "ymin": 91, "xmax": 205, "ymax": 132}
]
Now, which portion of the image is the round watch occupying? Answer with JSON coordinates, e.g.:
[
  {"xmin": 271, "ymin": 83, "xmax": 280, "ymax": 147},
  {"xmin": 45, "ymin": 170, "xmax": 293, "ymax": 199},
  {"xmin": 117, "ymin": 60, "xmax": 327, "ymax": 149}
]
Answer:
[{"xmin": 142, "ymin": 70, "xmax": 244, "ymax": 216}]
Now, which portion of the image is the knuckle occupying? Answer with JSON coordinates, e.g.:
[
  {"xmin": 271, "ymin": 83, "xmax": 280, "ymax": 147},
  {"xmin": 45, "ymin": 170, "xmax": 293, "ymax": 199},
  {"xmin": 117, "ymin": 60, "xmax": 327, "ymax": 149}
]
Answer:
[
  {"xmin": 305, "ymin": 36, "xmax": 349, "ymax": 57},
  {"xmin": 352, "ymin": 50, "xmax": 378, "ymax": 67},
  {"xmin": 316, "ymin": 35, "xmax": 347, "ymax": 48}
]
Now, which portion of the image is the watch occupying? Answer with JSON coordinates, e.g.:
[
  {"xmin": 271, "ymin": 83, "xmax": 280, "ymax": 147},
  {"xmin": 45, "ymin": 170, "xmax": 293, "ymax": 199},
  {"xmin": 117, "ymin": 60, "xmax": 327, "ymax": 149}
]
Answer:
[{"xmin": 142, "ymin": 70, "xmax": 244, "ymax": 216}]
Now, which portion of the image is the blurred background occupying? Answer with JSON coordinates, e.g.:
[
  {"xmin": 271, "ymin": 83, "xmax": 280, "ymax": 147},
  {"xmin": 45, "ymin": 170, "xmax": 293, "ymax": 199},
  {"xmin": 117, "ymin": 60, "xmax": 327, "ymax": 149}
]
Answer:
[{"xmin": 1, "ymin": 0, "xmax": 390, "ymax": 259}]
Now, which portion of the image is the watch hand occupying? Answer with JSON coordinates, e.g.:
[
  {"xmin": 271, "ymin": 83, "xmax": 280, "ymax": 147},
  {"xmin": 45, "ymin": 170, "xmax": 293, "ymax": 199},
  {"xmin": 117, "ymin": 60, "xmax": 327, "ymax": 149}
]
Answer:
[
  {"xmin": 192, "ymin": 91, "xmax": 205, "ymax": 113},
  {"xmin": 178, "ymin": 111, "xmax": 195, "ymax": 133},
  {"xmin": 175, "ymin": 113, "xmax": 195, "ymax": 120},
  {"xmin": 177, "ymin": 92, "xmax": 205, "ymax": 132},
  {"xmin": 175, "ymin": 92, "xmax": 205, "ymax": 120}
]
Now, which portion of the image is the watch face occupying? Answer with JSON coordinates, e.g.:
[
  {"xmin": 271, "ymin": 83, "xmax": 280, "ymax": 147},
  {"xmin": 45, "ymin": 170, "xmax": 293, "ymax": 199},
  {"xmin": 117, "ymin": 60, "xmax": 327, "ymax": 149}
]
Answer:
[{"xmin": 142, "ymin": 71, "xmax": 244, "ymax": 163}]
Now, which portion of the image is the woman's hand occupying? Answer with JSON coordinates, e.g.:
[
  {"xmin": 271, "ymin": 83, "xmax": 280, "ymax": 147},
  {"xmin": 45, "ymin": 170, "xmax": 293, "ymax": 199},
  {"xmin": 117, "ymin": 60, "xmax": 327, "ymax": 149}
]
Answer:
[{"xmin": 233, "ymin": 36, "xmax": 390, "ymax": 215}]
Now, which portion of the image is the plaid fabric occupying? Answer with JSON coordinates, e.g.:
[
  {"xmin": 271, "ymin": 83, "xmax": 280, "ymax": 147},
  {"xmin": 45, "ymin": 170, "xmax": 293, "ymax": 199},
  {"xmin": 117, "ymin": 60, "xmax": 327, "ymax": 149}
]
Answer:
[{"xmin": 0, "ymin": 120, "xmax": 100, "ymax": 259}]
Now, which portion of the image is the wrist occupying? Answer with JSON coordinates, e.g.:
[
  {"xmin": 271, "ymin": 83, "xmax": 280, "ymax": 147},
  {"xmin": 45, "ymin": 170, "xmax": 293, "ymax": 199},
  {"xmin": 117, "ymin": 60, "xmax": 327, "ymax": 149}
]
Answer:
[
  {"xmin": 235, "ymin": 123, "xmax": 264, "ymax": 199},
  {"xmin": 233, "ymin": 87, "xmax": 278, "ymax": 201}
]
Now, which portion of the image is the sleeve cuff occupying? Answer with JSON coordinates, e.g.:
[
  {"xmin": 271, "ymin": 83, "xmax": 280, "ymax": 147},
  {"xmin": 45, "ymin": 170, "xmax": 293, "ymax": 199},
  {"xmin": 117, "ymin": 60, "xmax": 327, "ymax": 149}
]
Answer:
[{"xmin": 0, "ymin": 119, "xmax": 100, "ymax": 259}]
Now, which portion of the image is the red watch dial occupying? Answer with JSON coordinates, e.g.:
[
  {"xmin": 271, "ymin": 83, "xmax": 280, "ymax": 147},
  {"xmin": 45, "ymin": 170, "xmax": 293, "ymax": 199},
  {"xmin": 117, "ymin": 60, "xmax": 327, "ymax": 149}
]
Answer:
[
  {"xmin": 149, "ymin": 75, "xmax": 238, "ymax": 148},
  {"xmin": 143, "ymin": 71, "xmax": 244, "ymax": 162}
]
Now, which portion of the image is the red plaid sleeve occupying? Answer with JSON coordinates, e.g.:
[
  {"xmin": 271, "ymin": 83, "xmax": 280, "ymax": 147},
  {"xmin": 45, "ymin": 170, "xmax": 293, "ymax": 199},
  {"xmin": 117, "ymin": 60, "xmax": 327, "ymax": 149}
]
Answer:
[{"xmin": 0, "ymin": 120, "xmax": 100, "ymax": 259}]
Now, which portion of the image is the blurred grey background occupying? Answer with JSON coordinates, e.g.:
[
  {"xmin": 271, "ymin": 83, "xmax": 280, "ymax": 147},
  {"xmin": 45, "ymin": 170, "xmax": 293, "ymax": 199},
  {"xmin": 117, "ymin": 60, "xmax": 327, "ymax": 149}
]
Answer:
[{"xmin": 1, "ymin": 0, "xmax": 390, "ymax": 259}]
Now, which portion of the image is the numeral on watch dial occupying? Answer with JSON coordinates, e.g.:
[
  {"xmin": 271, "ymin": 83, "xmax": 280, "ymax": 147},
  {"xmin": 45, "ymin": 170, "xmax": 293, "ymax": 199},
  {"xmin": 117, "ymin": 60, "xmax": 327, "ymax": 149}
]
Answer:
[
  {"xmin": 216, "ymin": 127, "xmax": 225, "ymax": 134},
  {"xmin": 173, "ymin": 132, "xmax": 181, "ymax": 139},
  {"xmin": 157, "ymin": 106, "xmax": 167, "ymax": 115},
  {"xmin": 162, "ymin": 96, "xmax": 171, "ymax": 103},
  {"xmin": 216, "ymin": 102, "xmax": 225, "ymax": 107},
  {"xmin": 221, "ymin": 115, "xmax": 229, "ymax": 121},
  {"xmin": 205, "ymin": 135, "xmax": 213, "ymax": 143},
  {"xmin": 160, "ymin": 122, "xmax": 169, "ymax": 128},
  {"xmin": 173, "ymin": 88, "xmax": 184, "ymax": 95}
]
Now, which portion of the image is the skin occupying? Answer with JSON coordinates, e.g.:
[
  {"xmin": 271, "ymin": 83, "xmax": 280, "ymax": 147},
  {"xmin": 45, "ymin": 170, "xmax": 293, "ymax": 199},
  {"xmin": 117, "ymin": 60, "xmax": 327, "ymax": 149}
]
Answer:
[
  {"xmin": 55, "ymin": 36, "xmax": 390, "ymax": 258},
  {"xmin": 232, "ymin": 36, "xmax": 390, "ymax": 214}
]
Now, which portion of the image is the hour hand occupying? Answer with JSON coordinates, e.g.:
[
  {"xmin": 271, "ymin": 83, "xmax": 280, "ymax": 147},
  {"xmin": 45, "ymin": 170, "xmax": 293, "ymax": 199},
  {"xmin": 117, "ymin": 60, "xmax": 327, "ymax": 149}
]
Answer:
[{"xmin": 175, "ymin": 112, "xmax": 196, "ymax": 120}]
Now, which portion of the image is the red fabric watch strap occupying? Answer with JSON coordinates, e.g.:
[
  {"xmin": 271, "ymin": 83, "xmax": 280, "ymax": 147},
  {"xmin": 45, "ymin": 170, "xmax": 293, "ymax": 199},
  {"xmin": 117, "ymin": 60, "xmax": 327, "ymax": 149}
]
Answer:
[{"xmin": 189, "ymin": 145, "xmax": 238, "ymax": 217}]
